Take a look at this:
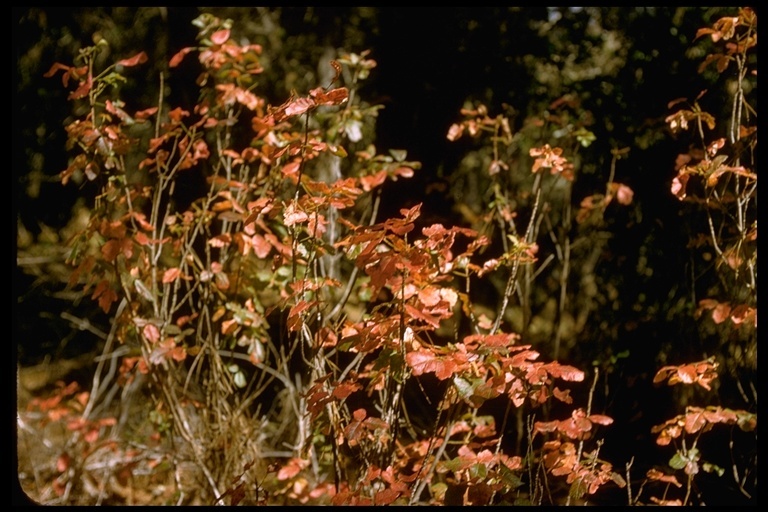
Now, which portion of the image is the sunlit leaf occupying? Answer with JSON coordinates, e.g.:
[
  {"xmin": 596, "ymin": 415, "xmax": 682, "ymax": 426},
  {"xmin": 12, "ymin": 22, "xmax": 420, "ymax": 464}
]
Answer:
[
  {"xmin": 406, "ymin": 349, "xmax": 457, "ymax": 380},
  {"xmin": 162, "ymin": 268, "xmax": 182, "ymax": 284},
  {"xmin": 588, "ymin": 414, "xmax": 613, "ymax": 426},
  {"xmin": 117, "ymin": 52, "xmax": 148, "ymax": 67},
  {"xmin": 210, "ymin": 29, "xmax": 230, "ymax": 45},
  {"xmin": 711, "ymin": 301, "xmax": 732, "ymax": 324},
  {"xmin": 669, "ymin": 452, "xmax": 687, "ymax": 470},
  {"xmin": 332, "ymin": 381, "xmax": 362, "ymax": 399},
  {"xmin": 277, "ymin": 458, "xmax": 307, "ymax": 481},
  {"xmin": 142, "ymin": 323, "xmax": 161, "ymax": 344},
  {"xmin": 447, "ymin": 123, "xmax": 464, "ymax": 141},
  {"xmin": 683, "ymin": 409, "xmax": 708, "ymax": 434},
  {"xmin": 646, "ymin": 468, "xmax": 682, "ymax": 487},
  {"xmin": 56, "ymin": 453, "xmax": 71, "ymax": 473}
]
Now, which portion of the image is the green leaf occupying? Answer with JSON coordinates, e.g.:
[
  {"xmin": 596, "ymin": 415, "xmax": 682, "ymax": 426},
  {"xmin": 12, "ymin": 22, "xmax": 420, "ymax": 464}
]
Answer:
[
  {"xmin": 443, "ymin": 457, "xmax": 467, "ymax": 473},
  {"xmin": 469, "ymin": 462, "xmax": 488, "ymax": 480},
  {"xmin": 569, "ymin": 478, "xmax": 588, "ymax": 501},
  {"xmin": 453, "ymin": 376, "xmax": 486, "ymax": 407},
  {"xmin": 669, "ymin": 452, "xmax": 687, "ymax": 470},
  {"xmin": 499, "ymin": 465, "xmax": 524, "ymax": 490},
  {"xmin": 574, "ymin": 127, "xmax": 596, "ymax": 147},
  {"xmin": 702, "ymin": 462, "xmax": 725, "ymax": 477},
  {"xmin": 389, "ymin": 149, "xmax": 407, "ymax": 162},
  {"xmin": 329, "ymin": 144, "xmax": 348, "ymax": 157}
]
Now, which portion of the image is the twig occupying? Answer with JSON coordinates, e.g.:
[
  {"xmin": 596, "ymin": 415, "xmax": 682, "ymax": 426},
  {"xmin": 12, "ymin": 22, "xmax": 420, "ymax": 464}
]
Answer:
[
  {"xmin": 568, "ymin": 367, "xmax": 599, "ymax": 506},
  {"xmin": 408, "ymin": 405, "xmax": 454, "ymax": 505},
  {"xmin": 83, "ymin": 298, "xmax": 128, "ymax": 420},
  {"xmin": 60, "ymin": 311, "xmax": 108, "ymax": 340},
  {"xmin": 492, "ymin": 173, "xmax": 542, "ymax": 335}
]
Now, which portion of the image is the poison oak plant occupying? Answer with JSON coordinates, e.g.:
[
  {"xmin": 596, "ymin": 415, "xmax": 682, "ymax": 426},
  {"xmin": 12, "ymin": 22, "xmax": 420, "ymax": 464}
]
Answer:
[
  {"xmin": 41, "ymin": 12, "xmax": 421, "ymax": 504},
  {"xmin": 667, "ymin": 7, "xmax": 757, "ymax": 378},
  {"xmin": 633, "ymin": 359, "xmax": 757, "ymax": 506},
  {"xmin": 445, "ymin": 100, "xmax": 634, "ymax": 505},
  {"xmin": 629, "ymin": 8, "xmax": 757, "ymax": 506},
  {"xmin": 30, "ymin": 8, "xmax": 756, "ymax": 507},
  {"xmin": 41, "ymin": 14, "xmax": 634, "ymax": 504}
]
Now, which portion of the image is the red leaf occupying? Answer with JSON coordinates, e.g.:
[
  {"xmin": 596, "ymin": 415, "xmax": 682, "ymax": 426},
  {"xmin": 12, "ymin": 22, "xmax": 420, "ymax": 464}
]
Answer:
[
  {"xmin": 135, "ymin": 107, "xmax": 159, "ymax": 120},
  {"xmin": 43, "ymin": 62, "xmax": 71, "ymax": 79},
  {"xmin": 463, "ymin": 333, "xmax": 519, "ymax": 348},
  {"xmin": 553, "ymin": 387, "xmax": 573, "ymax": 404},
  {"xmin": 91, "ymin": 280, "xmax": 118, "ymax": 313},
  {"xmin": 133, "ymin": 232, "xmax": 152, "ymax": 246},
  {"xmin": 671, "ymin": 173, "xmax": 689, "ymax": 200},
  {"xmin": 277, "ymin": 458, "xmax": 307, "ymax": 481},
  {"xmin": 143, "ymin": 323, "xmax": 161, "ymax": 343},
  {"xmin": 149, "ymin": 338, "xmax": 186, "ymax": 365},
  {"xmin": 56, "ymin": 453, "xmax": 71, "ymax": 473},
  {"xmin": 676, "ymin": 364, "xmax": 697, "ymax": 384},
  {"xmin": 374, "ymin": 487, "xmax": 400, "ymax": 505},
  {"xmin": 283, "ymin": 203, "xmax": 309, "ymax": 226},
  {"xmin": 653, "ymin": 366, "xmax": 676, "ymax": 385},
  {"xmin": 307, "ymin": 390, "xmax": 332, "ymax": 417},
  {"xmin": 310, "ymin": 86, "xmax": 349, "ymax": 106},
  {"xmin": 404, "ymin": 303, "xmax": 441, "ymax": 328},
  {"xmin": 344, "ymin": 409, "xmax": 368, "ymax": 447},
  {"xmin": 169, "ymin": 47, "xmax": 195, "ymax": 68},
  {"xmin": 534, "ymin": 420, "xmax": 559, "ymax": 434},
  {"xmin": 399, "ymin": 203, "xmax": 422, "ymax": 223},
  {"xmin": 162, "ymin": 268, "xmax": 182, "ymax": 284},
  {"xmin": 394, "ymin": 166, "xmax": 415, "ymax": 178},
  {"xmin": 711, "ymin": 302, "xmax": 732, "ymax": 324},
  {"xmin": 447, "ymin": 123, "xmax": 464, "ymax": 141},
  {"xmin": 101, "ymin": 239, "xmax": 121, "ymax": 262},
  {"xmin": 210, "ymin": 29, "xmax": 230, "ymax": 45},
  {"xmin": 646, "ymin": 469, "xmax": 683, "ymax": 488},
  {"xmin": 417, "ymin": 286, "xmax": 442, "ymax": 307},
  {"xmin": 613, "ymin": 183, "xmax": 634, "ymax": 205},
  {"xmin": 359, "ymin": 170, "xmax": 388, "ymax": 192},
  {"xmin": 543, "ymin": 361, "xmax": 585, "ymax": 382},
  {"xmin": 332, "ymin": 381, "xmax": 362, "ymax": 399},
  {"xmin": 68, "ymin": 76, "xmax": 92, "ymax": 100},
  {"xmin": 168, "ymin": 107, "xmax": 190, "ymax": 123},
  {"xmin": 86, "ymin": 428, "xmax": 101, "ymax": 444},
  {"xmin": 281, "ymin": 160, "xmax": 301, "ymax": 180},
  {"xmin": 730, "ymin": 304, "xmax": 755, "ymax": 325},
  {"xmin": 208, "ymin": 234, "xmax": 231, "ymax": 248},
  {"xmin": 284, "ymin": 97, "xmax": 316, "ymax": 118},
  {"xmin": 405, "ymin": 349, "xmax": 457, "ymax": 380},
  {"xmin": 587, "ymin": 414, "xmax": 614, "ymax": 426},
  {"xmin": 683, "ymin": 408, "xmax": 708, "ymax": 434},
  {"xmin": 117, "ymin": 52, "xmax": 148, "ymax": 67},
  {"xmin": 251, "ymin": 234, "xmax": 272, "ymax": 259},
  {"xmin": 697, "ymin": 298, "xmax": 719, "ymax": 312}
]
